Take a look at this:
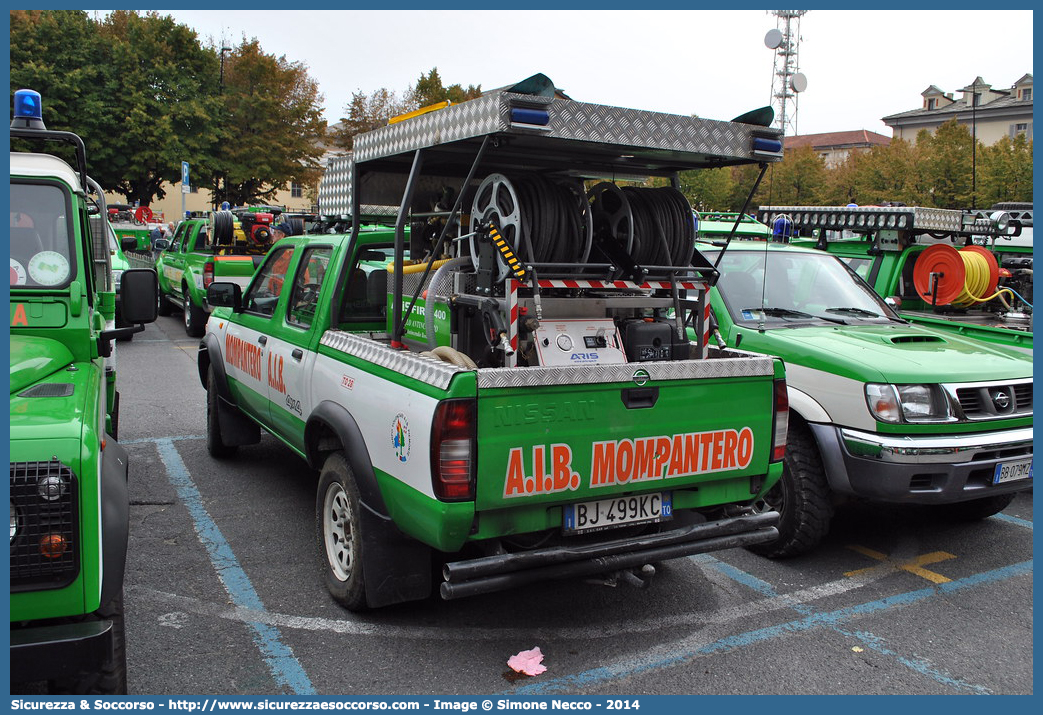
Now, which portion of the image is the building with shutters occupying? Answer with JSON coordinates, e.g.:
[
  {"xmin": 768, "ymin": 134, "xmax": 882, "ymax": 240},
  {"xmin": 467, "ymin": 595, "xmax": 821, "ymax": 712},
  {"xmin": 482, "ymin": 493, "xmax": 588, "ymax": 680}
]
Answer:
[{"xmin": 882, "ymin": 74, "xmax": 1032, "ymax": 145}]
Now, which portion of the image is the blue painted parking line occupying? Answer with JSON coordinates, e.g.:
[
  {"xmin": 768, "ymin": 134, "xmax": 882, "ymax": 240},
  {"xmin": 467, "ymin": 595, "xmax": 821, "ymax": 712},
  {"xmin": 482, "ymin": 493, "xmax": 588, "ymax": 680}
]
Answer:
[
  {"xmin": 152, "ymin": 438, "xmax": 316, "ymax": 695},
  {"xmin": 993, "ymin": 512, "xmax": 1033, "ymax": 530},
  {"xmin": 508, "ymin": 559, "xmax": 1031, "ymax": 695}
]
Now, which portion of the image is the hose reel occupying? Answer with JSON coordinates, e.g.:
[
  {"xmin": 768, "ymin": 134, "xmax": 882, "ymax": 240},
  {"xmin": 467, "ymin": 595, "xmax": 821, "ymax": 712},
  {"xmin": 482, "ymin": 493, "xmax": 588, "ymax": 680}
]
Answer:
[
  {"xmin": 913, "ymin": 243, "xmax": 1008, "ymax": 307},
  {"xmin": 470, "ymin": 173, "xmax": 592, "ymax": 280}
]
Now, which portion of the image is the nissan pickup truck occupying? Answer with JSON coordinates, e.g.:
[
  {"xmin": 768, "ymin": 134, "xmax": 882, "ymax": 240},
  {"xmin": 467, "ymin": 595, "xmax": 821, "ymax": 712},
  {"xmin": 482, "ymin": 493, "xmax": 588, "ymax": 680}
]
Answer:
[
  {"xmin": 10, "ymin": 89, "xmax": 158, "ymax": 693},
  {"xmin": 699, "ymin": 237, "xmax": 1032, "ymax": 557},
  {"xmin": 198, "ymin": 80, "xmax": 791, "ymax": 610},
  {"xmin": 762, "ymin": 204, "xmax": 1032, "ymax": 353},
  {"xmin": 155, "ymin": 210, "xmax": 272, "ymax": 336}
]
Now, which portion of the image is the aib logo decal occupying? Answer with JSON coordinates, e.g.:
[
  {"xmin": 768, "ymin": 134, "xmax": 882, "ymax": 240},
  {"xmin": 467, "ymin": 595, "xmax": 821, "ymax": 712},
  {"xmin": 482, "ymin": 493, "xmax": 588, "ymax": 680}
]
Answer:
[{"xmin": 392, "ymin": 413, "xmax": 410, "ymax": 463}]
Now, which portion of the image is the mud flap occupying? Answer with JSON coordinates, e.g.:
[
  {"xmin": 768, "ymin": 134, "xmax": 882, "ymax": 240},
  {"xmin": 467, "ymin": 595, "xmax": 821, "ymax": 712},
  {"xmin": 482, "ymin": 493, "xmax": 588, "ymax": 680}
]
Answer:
[
  {"xmin": 217, "ymin": 395, "xmax": 261, "ymax": 446},
  {"xmin": 100, "ymin": 438, "xmax": 129, "ymax": 608},
  {"xmin": 359, "ymin": 501, "xmax": 433, "ymax": 608}
]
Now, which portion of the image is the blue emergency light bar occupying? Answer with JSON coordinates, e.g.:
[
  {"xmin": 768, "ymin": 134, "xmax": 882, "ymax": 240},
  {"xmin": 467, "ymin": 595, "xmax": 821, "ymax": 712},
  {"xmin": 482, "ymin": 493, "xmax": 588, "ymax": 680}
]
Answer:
[{"xmin": 11, "ymin": 88, "xmax": 46, "ymax": 130}]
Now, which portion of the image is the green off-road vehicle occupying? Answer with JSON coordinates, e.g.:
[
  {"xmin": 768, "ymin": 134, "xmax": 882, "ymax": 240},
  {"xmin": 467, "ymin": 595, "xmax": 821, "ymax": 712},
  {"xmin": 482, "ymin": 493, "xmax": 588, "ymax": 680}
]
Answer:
[{"xmin": 9, "ymin": 89, "xmax": 158, "ymax": 693}]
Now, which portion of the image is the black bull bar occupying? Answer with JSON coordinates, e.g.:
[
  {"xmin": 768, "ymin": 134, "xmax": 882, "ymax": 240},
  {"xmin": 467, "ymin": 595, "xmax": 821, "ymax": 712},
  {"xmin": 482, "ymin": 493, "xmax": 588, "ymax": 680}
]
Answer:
[{"xmin": 440, "ymin": 510, "xmax": 780, "ymax": 600}]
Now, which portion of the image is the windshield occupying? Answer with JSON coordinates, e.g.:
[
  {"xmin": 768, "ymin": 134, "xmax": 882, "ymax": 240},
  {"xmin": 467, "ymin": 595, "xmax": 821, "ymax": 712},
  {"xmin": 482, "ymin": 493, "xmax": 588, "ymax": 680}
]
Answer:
[
  {"xmin": 710, "ymin": 248, "xmax": 897, "ymax": 325},
  {"xmin": 10, "ymin": 182, "xmax": 75, "ymax": 288}
]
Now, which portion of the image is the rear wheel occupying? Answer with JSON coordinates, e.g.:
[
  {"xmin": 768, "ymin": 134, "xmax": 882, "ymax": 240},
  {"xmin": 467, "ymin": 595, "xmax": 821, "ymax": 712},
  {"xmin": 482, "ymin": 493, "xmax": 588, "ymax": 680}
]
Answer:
[
  {"xmin": 747, "ymin": 420, "xmax": 833, "ymax": 558},
  {"xmin": 316, "ymin": 452, "xmax": 368, "ymax": 611},
  {"xmin": 206, "ymin": 366, "xmax": 237, "ymax": 458},
  {"xmin": 50, "ymin": 590, "xmax": 127, "ymax": 694},
  {"xmin": 183, "ymin": 290, "xmax": 205, "ymax": 337},
  {"xmin": 938, "ymin": 492, "xmax": 1017, "ymax": 521}
]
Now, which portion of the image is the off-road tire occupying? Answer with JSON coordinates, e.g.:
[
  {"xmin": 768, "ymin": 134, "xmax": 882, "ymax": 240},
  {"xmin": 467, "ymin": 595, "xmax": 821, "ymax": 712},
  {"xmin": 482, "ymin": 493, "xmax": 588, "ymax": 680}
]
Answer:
[
  {"xmin": 50, "ymin": 589, "xmax": 127, "ymax": 694},
  {"xmin": 316, "ymin": 452, "xmax": 368, "ymax": 611},
  {"xmin": 206, "ymin": 366, "xmax": 237, "ymax": 458},
  {"xmin": 156, "ymin": 286, "xmax": 172, "ymax": 316},
  {"xmin": 938, "ymin": 492, "xmax": 1017, "ymax": 521},
  {"xmin": 183, "ymin": 290, "xmax": 205, "ymax": 337},
  {"xmin": 747, "ymin": 420, "xmax": 833, "ymax": 558}
]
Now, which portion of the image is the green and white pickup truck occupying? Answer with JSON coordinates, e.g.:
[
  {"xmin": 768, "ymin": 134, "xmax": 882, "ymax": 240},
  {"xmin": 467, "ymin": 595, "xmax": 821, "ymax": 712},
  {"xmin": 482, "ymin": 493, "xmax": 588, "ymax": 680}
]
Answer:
[
  {"xmin": 155, "ymin": 211, "xmax": 271, "ymax": 337},
  {"xmin": 10, "ymin": 89, "xmax": 158, "ymax": 693},
  {"xmin": 700, "ymin": 238, "xmax": 1032, "ymax": 557},
  {"xmin": 761, "ymin": 204, "xmax": 1032, "ymax": 353},
  {"xmin": 198, "ymin": 83, "xmax": 793, "ymax": 610}
]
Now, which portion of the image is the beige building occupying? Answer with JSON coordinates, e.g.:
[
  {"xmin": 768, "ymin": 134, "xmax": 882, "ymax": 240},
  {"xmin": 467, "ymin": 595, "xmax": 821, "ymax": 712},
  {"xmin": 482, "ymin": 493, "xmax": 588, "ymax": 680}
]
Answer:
[
  {"xmin": 882, "ymin": 74, "xmax": 1033, "ymax": 145},
  {"xmin": 784, "ymin": 130, "xmax": 891, "ymax": 168},
  {"xmin": 105, "ymin": 181, "xmax": 317, "ymax": 225}
]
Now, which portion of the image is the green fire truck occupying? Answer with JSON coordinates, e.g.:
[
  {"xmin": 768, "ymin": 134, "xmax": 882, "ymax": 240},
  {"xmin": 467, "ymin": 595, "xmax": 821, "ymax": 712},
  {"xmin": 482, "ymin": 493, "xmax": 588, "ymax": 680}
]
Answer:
[
  {"xmin": 9, "ymin": 89, "xmax": 158, "ymax": 693},
  {"xmin": 199, "ymin": 79, "xmax": 793, "ymax": 610}
]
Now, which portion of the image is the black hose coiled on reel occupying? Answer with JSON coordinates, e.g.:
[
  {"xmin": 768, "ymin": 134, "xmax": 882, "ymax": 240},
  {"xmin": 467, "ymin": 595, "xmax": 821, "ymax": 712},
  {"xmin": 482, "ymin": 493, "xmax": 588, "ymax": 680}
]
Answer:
[
  {"xmin": 621, "ymin": 186, "xmax": 695, "ymax": 268},
  {"xmin": 511, "ymin": 174, "xmax": 588, "ymax": 265}
]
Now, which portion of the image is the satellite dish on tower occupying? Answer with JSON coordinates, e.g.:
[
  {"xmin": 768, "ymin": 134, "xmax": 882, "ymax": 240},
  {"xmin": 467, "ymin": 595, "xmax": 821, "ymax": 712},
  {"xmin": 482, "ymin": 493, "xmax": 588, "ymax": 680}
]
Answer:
[
  {"xmin": 790, "ymin": 72, "xmax": 808, "ymax": 93},
  {"xmin": 764, "ymin": 28, "xmax": 783, "ymax": 49}
]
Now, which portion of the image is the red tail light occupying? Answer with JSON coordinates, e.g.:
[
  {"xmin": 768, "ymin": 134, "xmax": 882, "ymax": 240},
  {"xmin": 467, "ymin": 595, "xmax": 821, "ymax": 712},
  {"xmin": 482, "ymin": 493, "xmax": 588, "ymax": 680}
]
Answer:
[
  {"xmin": 771, "ymin": 378, "xmax": 789, "ymax": 462},
  {"xmin": 431, "ymin": 399, "xmax": 476, "ymax": 501},
  {"xmin": 203, "ymin": 260, "xmax": 215, "ymax": 289}
]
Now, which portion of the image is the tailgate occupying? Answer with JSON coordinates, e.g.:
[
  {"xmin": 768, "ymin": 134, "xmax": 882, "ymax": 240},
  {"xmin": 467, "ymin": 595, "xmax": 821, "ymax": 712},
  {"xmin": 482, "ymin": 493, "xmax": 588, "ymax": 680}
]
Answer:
[
  {"xmin": 474, "ymin": 357, "xmax": 779, "ymax": 510},
  {"xmin": 214, "ymin": 255, "xmax": 260, "ymax": 287}
]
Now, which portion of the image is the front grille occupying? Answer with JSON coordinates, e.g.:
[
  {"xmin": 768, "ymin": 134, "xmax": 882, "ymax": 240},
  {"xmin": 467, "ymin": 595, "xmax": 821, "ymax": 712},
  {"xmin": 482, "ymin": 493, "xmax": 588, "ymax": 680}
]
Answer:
[
  {"xmin": 10, "ymin": 461, "xmax": 79, "ymax": 592},
  {"xmin": 951, "ymin": 380, "xmax": 1032, "ymax": 420}
]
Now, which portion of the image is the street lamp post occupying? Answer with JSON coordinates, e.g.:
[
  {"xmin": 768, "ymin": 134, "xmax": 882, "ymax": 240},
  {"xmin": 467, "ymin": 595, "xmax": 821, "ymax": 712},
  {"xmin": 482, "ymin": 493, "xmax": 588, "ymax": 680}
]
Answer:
[{"xmin": 218, "ymin": 46, "xmax": 231, "ymax": 208}]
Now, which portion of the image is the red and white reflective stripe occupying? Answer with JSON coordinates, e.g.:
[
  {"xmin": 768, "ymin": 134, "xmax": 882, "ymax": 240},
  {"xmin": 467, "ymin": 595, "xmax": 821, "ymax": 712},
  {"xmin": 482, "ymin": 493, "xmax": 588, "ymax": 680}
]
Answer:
[
  {"xmin": 701, "ymin": 302, "xmax": 711, "ymax": 348},
  {"xmin": 534, "ymin": 279, "xmax": 705, "ymax": 290},
  {"xmin": 507, "ymin": 279, "xmax": 520, "ymax": 367}
]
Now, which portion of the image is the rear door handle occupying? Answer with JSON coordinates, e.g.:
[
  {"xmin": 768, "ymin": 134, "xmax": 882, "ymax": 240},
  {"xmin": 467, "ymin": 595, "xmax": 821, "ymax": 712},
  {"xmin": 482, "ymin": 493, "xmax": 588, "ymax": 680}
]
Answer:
[
  {"xmin": 291, "ymin": 348, "xmax": 303, "ymax": 360},
  {"xmin": 621, "ymin": 387, "xmax": 659, "ymax": 409}
]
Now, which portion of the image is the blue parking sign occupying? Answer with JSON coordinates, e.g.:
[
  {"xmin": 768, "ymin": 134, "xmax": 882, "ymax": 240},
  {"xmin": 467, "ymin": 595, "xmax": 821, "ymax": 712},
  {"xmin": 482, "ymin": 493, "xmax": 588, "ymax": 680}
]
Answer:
[{"xmin": 182, "ymin": 161, "xmax": 190, "ymax": 193}]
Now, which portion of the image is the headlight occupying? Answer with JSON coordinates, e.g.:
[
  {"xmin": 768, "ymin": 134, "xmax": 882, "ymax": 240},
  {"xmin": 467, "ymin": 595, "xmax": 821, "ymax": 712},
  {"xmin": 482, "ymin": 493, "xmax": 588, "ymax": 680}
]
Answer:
[
  {"xmin": 10, "ymin": 502, "xmax": 18, "ymax": 543},
  {"xmin": 112, "ymin": 269, "xmax": 124, "ymax": 291},
  {"xmin": 866, "ymin": 383, "xmax": 952, "ymax": 423}
]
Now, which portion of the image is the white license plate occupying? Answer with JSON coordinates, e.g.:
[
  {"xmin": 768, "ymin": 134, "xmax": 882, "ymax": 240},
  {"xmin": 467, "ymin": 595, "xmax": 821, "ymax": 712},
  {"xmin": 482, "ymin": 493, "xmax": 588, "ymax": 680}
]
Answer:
[
  {"xmin": 993, "ymin": 458, "xmax": 1033, "ymax": 484},
  {"xmin": 563, "ymin": 492, "xmax": 671, "ymax": 534}
]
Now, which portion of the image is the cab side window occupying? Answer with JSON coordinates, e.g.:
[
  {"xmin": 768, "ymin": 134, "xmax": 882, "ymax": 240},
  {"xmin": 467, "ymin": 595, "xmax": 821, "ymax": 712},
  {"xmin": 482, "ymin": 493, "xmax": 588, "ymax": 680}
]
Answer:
[
  {"xmin": 287, "ymin": 247, "xmax": 331, "ymax": 328},
  {"xmin": 337, "ymin": 246, "xmax": 391, "ymax": 327},
  {"xmin": 243, "ymin": 245, "xmax": 295, "ymax": 317}
]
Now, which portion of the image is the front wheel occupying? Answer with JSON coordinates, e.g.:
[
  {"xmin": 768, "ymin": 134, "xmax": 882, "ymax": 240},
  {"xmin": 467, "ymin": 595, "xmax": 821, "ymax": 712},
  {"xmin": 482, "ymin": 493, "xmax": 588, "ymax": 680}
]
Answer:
[
  {"xmin": 183, "ymin": 291, "xmax": 205, "ymax": 337},
  {"xmin": 747, "ymin": 420, "xmax": 834, "ymax": 558},
  {"xmin": 50, "ymin": 590, "xmax": 127, "ymax": 694},
  {"xmin": 316, "ymin": 452, "xmax": 368, "ymax": 611}
]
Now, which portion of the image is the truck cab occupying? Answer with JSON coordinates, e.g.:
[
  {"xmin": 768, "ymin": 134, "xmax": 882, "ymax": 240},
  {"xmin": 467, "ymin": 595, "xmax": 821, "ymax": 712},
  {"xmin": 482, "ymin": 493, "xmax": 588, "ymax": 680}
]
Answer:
[
  {"xmin": 701, "ymin": 238, "xmax": 1032, "ymax": 556},
  {"xmin": 9, "ymin": 89, "xmax": 158, "ymax": 693}
]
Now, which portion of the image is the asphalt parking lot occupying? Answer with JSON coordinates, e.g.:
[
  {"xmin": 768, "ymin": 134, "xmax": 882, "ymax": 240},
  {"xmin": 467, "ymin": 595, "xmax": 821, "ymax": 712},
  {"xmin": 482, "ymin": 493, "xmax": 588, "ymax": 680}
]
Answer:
[{"xmin": 30, "ymin": 315, "xmax": 1035, "ymax": 696}]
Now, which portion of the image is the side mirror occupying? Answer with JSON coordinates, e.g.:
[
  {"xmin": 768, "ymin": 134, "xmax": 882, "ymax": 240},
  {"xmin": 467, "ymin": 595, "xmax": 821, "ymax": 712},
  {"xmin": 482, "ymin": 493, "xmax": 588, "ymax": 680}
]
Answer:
[
  {"xmin": 120, "ymin": 269, "xmax": 159, "ymax": 324},
  {"xmin": 208, "ymin": 282, "xmax": 242, "ymax": 311},
  {"xmin": 885, "ymin": 296, "xmax": 902, "ymax": 309},
  {"xmin": 119, "ymin": 237, "xmax": 138, "ymax": 253},
  {"xmin": 154, "ymin": 238, "xmax": 170, "ymax": 251}
]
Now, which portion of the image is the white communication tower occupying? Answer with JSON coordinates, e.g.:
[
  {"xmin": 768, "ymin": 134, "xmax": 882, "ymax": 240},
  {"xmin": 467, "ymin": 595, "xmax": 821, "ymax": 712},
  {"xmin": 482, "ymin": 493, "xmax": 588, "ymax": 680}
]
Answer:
[{"xmin": 765, "ymin": 10, "xmax": 808, "ymax": 137}]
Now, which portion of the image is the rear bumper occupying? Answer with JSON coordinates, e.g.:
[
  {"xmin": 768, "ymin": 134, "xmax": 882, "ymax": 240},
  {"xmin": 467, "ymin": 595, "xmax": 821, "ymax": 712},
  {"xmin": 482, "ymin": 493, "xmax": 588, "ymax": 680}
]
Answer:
[
  {"xmin": 440, "ymin": 510, "xmax": 779, "ymax": 600},
  {"xmin": 10, "ymin": 619, "xmax": 113, "ymax": 683},
  {"xmin": 812, "ymin": 423, "xmax": 1033, "ymax": 504}
]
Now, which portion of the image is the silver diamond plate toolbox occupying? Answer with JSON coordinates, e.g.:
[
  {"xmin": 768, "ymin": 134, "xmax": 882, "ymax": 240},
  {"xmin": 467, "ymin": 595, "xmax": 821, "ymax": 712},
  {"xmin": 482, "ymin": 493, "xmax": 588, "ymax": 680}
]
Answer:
[{"xmin": 355, "ymin": 92, "xmax": 781, "ymax": 167}]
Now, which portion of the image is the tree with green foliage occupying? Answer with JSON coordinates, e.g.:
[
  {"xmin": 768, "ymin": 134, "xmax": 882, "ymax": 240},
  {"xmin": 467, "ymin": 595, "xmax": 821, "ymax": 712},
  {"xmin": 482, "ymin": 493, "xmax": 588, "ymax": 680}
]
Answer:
[
  {"xmin": 761, "ymin": 146, "xmax": 827, "ymax": 206},
  {"xmin": 216, "ymin": 38, "xmax": 327, "ymax": 206},
  {"xmin": 977, "ymin": 133, "xmax": 1033, "ymax": 206},
  {"xmin": 410, "ymin": 67, "xmax": 482, "ymax": 108},
  {"xmin": 95, "ymin": 11, "xmax": 226, "ymax": 207},
  {"xmin": 678, "ymin": 167, "xmax": 738, "ymax": 213},
  {"xmin": 11, "ymin": 10, "xmax": 223, "ymax": 207},
  {"xmin": 332, "ymin": 67, "xmax": 482, "ymax": 151},
  {"xmin": 914, "ymin": 120, "xmax": 975, "ymax": 209},
  {"xmin": 331, "ymin": 88, "xmax": 411, "ymax": 151}
]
